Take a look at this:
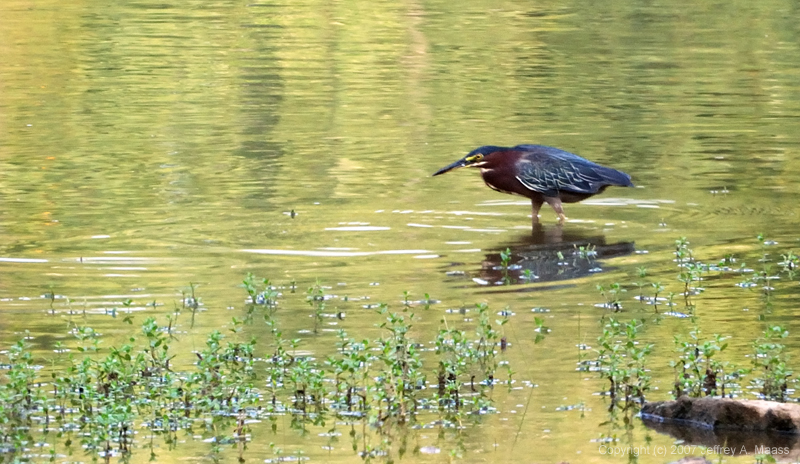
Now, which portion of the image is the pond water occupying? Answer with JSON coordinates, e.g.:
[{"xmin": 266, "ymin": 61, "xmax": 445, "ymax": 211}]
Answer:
[{"xmin": 2, "ymin": 0, "xmax": 800, "ymax": 462}]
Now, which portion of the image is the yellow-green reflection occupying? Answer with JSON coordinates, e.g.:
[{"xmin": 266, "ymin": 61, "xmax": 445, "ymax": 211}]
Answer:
[{"xmin": 1, "ymin": 0, "xmax": 800, "ymax": 462}]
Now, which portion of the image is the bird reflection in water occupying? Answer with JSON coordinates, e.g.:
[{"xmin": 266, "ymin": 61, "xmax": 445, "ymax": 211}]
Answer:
[{"xmin": 476, "ymin": 224, "xmax": 636, "ymax": 286}]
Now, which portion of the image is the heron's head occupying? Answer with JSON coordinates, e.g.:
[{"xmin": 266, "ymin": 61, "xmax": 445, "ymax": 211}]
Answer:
[{"xmin": 431, "ymin": 145, "xmax": 506, "ymax": 176}]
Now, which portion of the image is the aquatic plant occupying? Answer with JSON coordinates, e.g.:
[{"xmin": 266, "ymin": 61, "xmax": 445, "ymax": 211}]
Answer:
[
  {"xmin": 751, "ymin": 326, "xmax": 793, "ymax": 401},
  {"xmin": 326, "ymin": 330, "xmax": 371, "ymax": 414},
  {"xmin": 8, "ymin": 272, "xmax": 535, "ymax": 461},
  {"xmin": 633, "ymin": 266, "xmax": 648, "ymax": 301},
  {"xmin": 243, "ymin": 272, "xmax": 280, "ymax": 308},
  {"xmin": 373, "ymin": 308, "xmax": 425, "ymax": 424},
  {"xmin": 306, "ymin": 280, "xmax": 327, "ymax": 333},
  {"xmin": 573, "ymin": 243, "xmax": 597, "ymax": 259},
  {"xmin": 779, "ymin": 250, "xmax": 799, "ymax": 280},
  {"xmin": 520, "ymin": 268, "xmax": 537, "ymax": 281},
  {"xmin": 669, "ymin": 329, "xmax": 741, "ymax": 398},
  {"xmin": 10, "ymin": 233, "xmax": 800, "ymax": 462},
  {"xmin": 596, "ymin": 282, "xmax": 625, "ymax": 311},
  {"xmin": 674, "ymin": 237, "xmax": 704, "ymax": 302},
  {"xmin": 499, "ymin": 247, "xmax": 512, "ymax": 284},
  {"xmin": 594, "ymin": 318, "xmax": 653, "ymax": 410},
  {"xmin": 499, "ymin": 247, "xmax": 511, "ymax": 269},
  {"xmin": 474, "ymin": 302, "xmax": 506, "ymax": 384}
]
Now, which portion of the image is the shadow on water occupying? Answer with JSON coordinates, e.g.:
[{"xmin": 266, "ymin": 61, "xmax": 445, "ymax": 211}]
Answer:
[{"xmin": 478, "ymin": 224, "xmax": 636, "ymax": 288}]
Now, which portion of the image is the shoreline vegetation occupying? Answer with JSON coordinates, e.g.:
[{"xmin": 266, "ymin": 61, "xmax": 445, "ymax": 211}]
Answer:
[
  {"xmin": 2, "ymin": 235, "xmax": 799, "ymax": 462},
  {"xmin": 1, "ymin": 275, "xmax": 518, "ymax": 462}
]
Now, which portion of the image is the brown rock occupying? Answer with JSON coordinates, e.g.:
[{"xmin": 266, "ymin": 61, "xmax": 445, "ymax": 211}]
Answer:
[
  {"xmin": 642, "ymin": 397, "xmax": 800, "ymax": 461},
  {"xmin": 641, "ymin": 396, "xmax": 800, "ymax": 433}
]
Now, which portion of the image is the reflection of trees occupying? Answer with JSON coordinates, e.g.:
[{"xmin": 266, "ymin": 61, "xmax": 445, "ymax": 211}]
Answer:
[
  {"xmin": 0, "ymin": 2, "xmax": 288, "ymax": 221},
  {"xmin": 4, "ymin": 0, "xmax": 800, "ymax": 223}
]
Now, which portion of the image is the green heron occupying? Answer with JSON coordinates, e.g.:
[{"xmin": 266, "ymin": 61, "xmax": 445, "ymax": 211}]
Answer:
[{"xmin": 432, "ymin": 144, "xmax": 633, "ymax": 224}]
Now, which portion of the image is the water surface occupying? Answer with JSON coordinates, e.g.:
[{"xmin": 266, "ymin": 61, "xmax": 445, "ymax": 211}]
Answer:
[{"xmin": 2, "ymin": 0, "xmax": 800, "ymax": 462}]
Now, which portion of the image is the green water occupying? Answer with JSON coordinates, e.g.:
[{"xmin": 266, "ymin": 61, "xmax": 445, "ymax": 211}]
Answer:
[{"xmin": 2, "ymin": 0, "xmax": 800, "ymax": 462}]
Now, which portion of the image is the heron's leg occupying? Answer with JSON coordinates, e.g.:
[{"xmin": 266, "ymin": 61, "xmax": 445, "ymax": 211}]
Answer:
[
  {"xmin": 545, "ymin": 197, "xmax": 567, "ymax": 224},
  {"xmin": 531, "ymin": 198, "xmax": 544, "ymax": 225}
]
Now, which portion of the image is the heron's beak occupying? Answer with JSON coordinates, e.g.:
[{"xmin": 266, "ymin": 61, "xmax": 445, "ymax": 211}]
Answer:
[{"xmin": 432, "ymin": 159, "xmax": 467, "ymax": 176}]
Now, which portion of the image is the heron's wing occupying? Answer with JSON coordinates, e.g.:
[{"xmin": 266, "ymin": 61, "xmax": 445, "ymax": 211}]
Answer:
[{"xmin": 513, "ymin": 145, "xmax": 632, "ymax": 197}]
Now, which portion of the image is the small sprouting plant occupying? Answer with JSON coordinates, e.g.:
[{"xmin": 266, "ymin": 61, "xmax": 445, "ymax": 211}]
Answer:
[
  {"xmin": 45, "ymin": 288, "xmax": 56, "ymax": 314},
  {"xmin": 666, "ymin": 291, "xmax": 677, "ymax": 308},
  {"xmin": 74, "ymin": 325, "xmax": 101, "ymax": 353},
  {"xmin": 422, "ymin": 292, "xmax": 434, "ymax": 310},
  {"xmin": 434, "ymin": 304, "xmax": 511, "ymax": 414},
  {"xmin": 243, "ymin": 273, "xmax": 280, "ymax": 307},
  {"xmin": 307, "ymin": 280, "xmax": 327, "ymax": 333},
  {"xmin": 435, "ymin": 323, "xmax": 471, "ymax": 412},
  {"xmin": 670, "ymin": 329, "xmax": 735, "ymax": 398},
  {"xmin": 634, "ymin": 266, "xmax": 648, "ymax": 301},
  {"xmin": 674, "ymin": 237, "xmax": 703, "ymax": 300},
  {"xmin": 475, "ymin": 303, "xmax": 505, "ymax": 384},
  {"xmin": 326, "ymin": 329, "xmax": 371, "ymax": 414},
  {"xmin": 596, "ymin": 283, "xmax": 625, "ymax": 311},
  {"xmin": 751, "ymin": 326, "xmax": 792, "ymax": 401},
  {"xmin": 595, "ymin": 318, "xmax": 653, "ymax": 410},
  {"xmin": 574, "ymin": 243, "xmax": 597, "ymax": 259},
  {"xmin": 374, "ymin": 307, "xmax": 424, "ymax": 424},
  {"xmin": 755, "ymin": 234, "xmax": 778, "ymax": 298},
  {"xmin": 499, "ymin": 248, "xmax": 511, "ymax": 269},
  {"xmin": 645, "ymin": 281, "xmax": 665, "ymax": 312},
  {"xmin": 402, "ymin": 290, "xmax": 412, "ymax": 308},
  {"xmin": 779, "ymin": 250, "xmax": 799, "ymax": 280},
  {"xmin": 499, "ymin": 248, "xmax": 512, "ymax": 284},
  {"xmin": 719, "ymin": 253, "xmax": 736, "ymax": 267},
  {"xmin": 533, "ymin": 316, "xmax": 549, "ymax": 344},
  {"xmin": 183, "ymin": 282, "xmax": 200, "ymax": 310},
  {"xmin": 2, "ymin": 335, "xmax": 42, "ymax": 428}
]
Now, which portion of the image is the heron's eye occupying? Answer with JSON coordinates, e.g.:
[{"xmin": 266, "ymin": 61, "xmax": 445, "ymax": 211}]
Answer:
[{"xmin": 466, "ymin": 154, "xmax": 484, "ymax": 163}]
